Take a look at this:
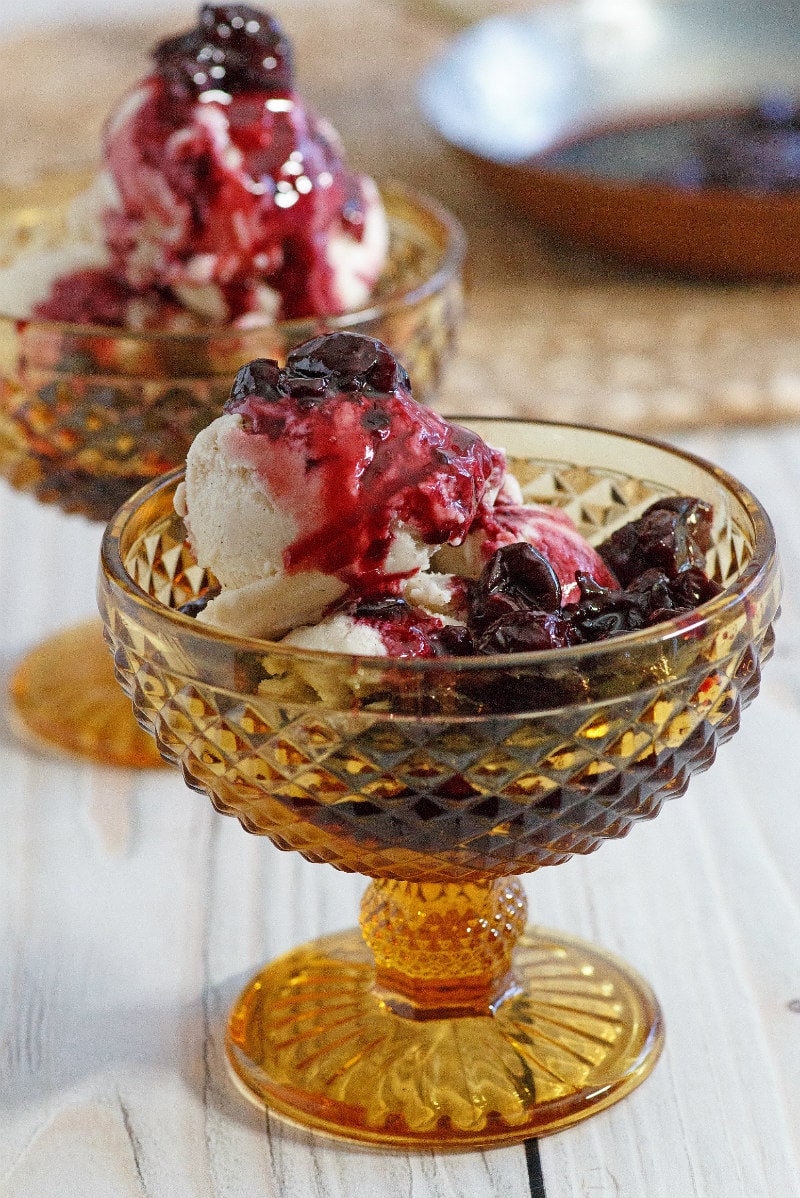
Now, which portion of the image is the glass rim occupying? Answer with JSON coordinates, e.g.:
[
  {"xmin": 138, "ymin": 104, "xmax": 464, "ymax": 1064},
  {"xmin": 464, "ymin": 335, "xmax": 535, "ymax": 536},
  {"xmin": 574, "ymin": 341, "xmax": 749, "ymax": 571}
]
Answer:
[
  {"xmin": 0, "ymin": 173, "xmax": 466, "ymax": 342},
  {"xmin": 100, "ymin": 416, "xmax": 780, "ymax": 677}
]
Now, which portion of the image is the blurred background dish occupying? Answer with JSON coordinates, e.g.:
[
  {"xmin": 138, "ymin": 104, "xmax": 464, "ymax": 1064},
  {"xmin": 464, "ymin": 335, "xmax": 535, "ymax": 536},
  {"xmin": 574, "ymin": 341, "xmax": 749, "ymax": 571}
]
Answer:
[{"xmin": 420, "ymin": 0, "xmax": 800, "ymax": 279}]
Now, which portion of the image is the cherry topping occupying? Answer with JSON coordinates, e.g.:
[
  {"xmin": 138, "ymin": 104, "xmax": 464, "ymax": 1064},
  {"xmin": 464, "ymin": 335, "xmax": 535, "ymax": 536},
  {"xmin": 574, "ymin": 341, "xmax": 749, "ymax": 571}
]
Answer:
[
  {"xmin": 663, "ymin": 566, "xmax": 723, "ymax": 608},
  {"xmin": 565, "ymin": 566, "xmax": 723, "ymax": 641},
  {"xmin": 287, "ymin": 332, "xmax": 410, "ymax": 395},
  {"xmin": 598, "ymin": 497, "xmax": 714, "ymax": 586},
  {"xmin": 439, "ymin": 502, "xmax": 722, "ymax": 656},
  {"xmin": 225, "ymin": 335, "xmax": 412, "ymax": 428},
  {"xmin": 229, "ymin": 358, "xmax": 286, "ymax": 405},
  {"xmin": 352, "ymin": 595, "xmax": 414, "ymax": 619},
  {"xmin": 469, "ymin": 542, "xmax": 562, "ymax": 636},
  {"xmin": 476, "ymin": 610, "xmax": 577, "ymax": 654},
  {"xmin": 153, "ymin": 4, "xmax": 293, "ymax": 98},
  {"xmin": 565, "ymin": 573, "xmax": 655, "ymax": 639}
]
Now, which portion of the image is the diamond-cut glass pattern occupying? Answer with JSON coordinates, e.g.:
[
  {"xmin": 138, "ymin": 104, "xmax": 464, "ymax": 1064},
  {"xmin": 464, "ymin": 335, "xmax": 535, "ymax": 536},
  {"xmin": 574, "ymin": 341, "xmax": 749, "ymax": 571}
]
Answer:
[{"xmin": 99, "ymin": 426, "xmax": 780, "ymax": 883}]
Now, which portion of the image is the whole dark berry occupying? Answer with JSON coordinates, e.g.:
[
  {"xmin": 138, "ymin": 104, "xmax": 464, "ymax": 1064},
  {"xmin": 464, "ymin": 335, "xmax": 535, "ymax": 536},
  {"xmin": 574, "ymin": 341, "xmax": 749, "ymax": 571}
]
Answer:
[
  {"xmin": 287, "ymin": 333, "xmax": 410, "ymax": 394},
  {"xmin": 471, "ymin": 542, "xmax": 562, "ymax": 634},
  {"xmin": 566, "ymin": 573, "xmax": 653, "ymax": 641},
  {"xmin": 286, "ymin": 375, "xmax": 328, "ymax": 406},
  {"xmin": 227, "ymin": 358, "xmax": 285, "ymax": 406},
  {"xmin": 435, "ymin": 625, "xmax": 476, "ymax": 656},
  {"xmin": 470, "ymin": 590, "xmax": 525, "ymax": 634},
  {"xmin": 598, "ymin": 497, "xmax": 714, "ymax": 585},
  {"xmin": 352, "ymin": 595, "xmax": 414, "ymax": 620},
  {"xmin": 476, "ymin": 610, "xmax": 577, "ymax": 654},
  {"xmin": 225, "ymin": 358, "xmax": 289, "ymax": 432},
  {"xmin": 153, "ymin": 4, "xmax": 293, "ymax": 97},
  {"xmin": 666, "ymin": 566, "xmax": 723, "ymax": 607}
]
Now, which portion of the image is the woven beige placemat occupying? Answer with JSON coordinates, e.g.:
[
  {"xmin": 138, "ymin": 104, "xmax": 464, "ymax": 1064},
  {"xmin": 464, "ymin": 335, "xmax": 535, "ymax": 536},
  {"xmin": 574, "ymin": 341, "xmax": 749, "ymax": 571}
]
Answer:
[{"xmin": 5, "ymin": 0, "xmax": 800, "ymax": 431}]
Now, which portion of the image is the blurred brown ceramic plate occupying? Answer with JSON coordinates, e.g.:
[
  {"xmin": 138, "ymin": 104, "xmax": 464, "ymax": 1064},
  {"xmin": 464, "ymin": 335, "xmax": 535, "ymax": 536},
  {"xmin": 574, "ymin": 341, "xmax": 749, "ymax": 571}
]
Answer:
[{"xmin": 419, "ymin": 0, "xmax": 800, "ymax": 280}]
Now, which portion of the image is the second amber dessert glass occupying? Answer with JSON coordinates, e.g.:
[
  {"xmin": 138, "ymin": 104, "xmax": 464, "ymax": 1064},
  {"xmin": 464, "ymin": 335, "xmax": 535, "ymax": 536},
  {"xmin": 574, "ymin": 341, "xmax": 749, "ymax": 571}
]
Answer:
[
  {"xmin": 0, "ymin": 169, "xmax": 464, "ymax": 766},
  {"xmin": 98, "ymin": 420, "xmax": 779, "ymax": 1146}
]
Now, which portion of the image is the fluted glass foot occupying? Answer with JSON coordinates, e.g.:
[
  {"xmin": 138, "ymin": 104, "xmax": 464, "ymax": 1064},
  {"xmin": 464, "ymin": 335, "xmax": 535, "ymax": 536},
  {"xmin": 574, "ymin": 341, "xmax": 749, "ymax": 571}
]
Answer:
[
  {"xmin": 9, "ymin": 618, "xmax": 165, "ymax": 768},
  {"xmin": 227, "ymin": 881, "xmax": 663, "ymax": 1147}
]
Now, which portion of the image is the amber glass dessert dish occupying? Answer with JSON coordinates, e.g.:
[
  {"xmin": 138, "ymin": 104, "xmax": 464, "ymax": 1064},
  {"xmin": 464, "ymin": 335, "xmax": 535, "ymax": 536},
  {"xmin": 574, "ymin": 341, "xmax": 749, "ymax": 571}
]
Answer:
[
  {"xmin": 98, "ymin": 419, "xmax": 779, "ymax": 1145},
  {"xmin": 0, "ymin": 170, "xmax": 464, "ymax": 766}
]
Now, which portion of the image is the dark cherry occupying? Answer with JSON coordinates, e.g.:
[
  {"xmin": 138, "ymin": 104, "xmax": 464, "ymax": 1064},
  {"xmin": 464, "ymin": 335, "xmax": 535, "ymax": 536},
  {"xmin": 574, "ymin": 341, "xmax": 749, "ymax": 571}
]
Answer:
[
  {"xmin": 361, "ymin": 406, "xmax": 392, "ymax": 432},
  {"xmin": 228, "ymin": 358, "xmax": 286, "ymax": 405},
  {"xmin": 471, "ymin": 590, "xmax": 526, "ymax": 633},
  {"xmin": 352, "ymin": 595, "xmax": 415, "ymax": 620},
  {"xmin": 153, "ymin": 4, "xmax": 293, "ymax": 98},
  {"xmin": 469, "ymin": 542, "xmax": 562, "ymax": 636},
  {"xmin": 566, "ymin": 573, "xmax": 654, "ymax": 640},
  {"xmin": 566, "ymin": 565, "xmax": 723, "ymax": 642},
  {"xmin": 476, "ymin": 610, "xmax": 577, "ymax": 654},
  {"xmin": 665, "ymin": 566, "xmax": 723, "ymax": 607},
  {"xmin": 598, "ymin": 497, "xmax": 714, "ymax": 586},
  {"xmin": 449, "ymin": 519, "xmax": 722, "ymax": 655},
  {"xmin": 287, "ymin": 332, "xmax": 410, "ymax": 395},
  {"xmin": 224, "ymin": 359, "xmax": 288, "ymax": 434},
  {"xmin": 226, "ymin": 337, "xmax": 411, "ymax": 429},
  {"xmin": 435, "ymin": 625, "xmax": 476, "ymax": 656},
  {"xmin": 286, "ymin": 376, "xmax": 329, "ymax": 405}
]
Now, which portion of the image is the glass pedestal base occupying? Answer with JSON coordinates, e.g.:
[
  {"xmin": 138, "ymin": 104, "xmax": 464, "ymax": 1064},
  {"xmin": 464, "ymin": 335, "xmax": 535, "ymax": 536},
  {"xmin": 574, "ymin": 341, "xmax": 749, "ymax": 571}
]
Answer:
[
  {"xmin": 226, "ymin": 925, "xmax": 664, "ymax": 1148},
  {"xmin": 9, "ymin": 617, "xmax": 164, "ymax": 769}
]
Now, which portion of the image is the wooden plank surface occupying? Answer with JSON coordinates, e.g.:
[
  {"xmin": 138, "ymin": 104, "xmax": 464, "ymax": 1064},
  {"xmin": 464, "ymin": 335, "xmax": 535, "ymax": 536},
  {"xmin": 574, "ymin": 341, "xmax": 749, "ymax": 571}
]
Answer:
[{"xmin": 1, "ymin": 423, "xmax": 799, "ymax": 1197}]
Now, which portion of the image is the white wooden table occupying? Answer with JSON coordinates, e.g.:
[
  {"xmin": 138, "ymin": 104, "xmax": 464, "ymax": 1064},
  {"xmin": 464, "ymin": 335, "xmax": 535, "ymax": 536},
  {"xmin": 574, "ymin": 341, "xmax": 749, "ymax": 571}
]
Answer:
[{"xmin": 1, "ymin": 421, "xmax": 798, "ymax": 1197}]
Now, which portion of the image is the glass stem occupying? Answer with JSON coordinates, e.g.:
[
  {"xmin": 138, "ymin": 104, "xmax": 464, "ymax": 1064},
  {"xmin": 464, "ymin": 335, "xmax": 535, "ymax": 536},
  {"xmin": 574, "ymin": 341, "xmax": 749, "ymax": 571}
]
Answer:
[{"xmin": 359, "ymin": 877, "xmax": 528, "ymax": 1020}]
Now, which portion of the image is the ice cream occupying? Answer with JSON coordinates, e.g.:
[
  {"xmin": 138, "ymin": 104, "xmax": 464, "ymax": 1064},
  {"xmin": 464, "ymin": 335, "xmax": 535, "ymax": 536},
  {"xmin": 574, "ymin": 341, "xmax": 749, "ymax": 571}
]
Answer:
[
  {"xmin": 175, "ymin": 332, "xmax": 506, "ymax": 640},
  {"xmin": 176, "ymin": 331, "xmax": 719, "ymax": 657},
  {"xmin": 3, "ymin": 4, "xmax": 388, "ymax": 330},
  {"xmin": 177, "ymin": 333, "xmax": 722, "ymax": 656}
]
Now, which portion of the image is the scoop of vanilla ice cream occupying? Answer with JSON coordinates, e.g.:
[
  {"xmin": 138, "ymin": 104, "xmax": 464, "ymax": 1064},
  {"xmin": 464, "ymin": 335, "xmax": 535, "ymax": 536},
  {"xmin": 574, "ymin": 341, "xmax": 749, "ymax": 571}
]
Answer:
[
  {"xmin": 8, "ymin": 11, "xmax": 389, "ymax": 330},
  {"xmin": 283, "ymin": 613, "xmax": 386, "ymax": 655},
  {"xmin": 176, "ymin": 407, "xmax": 433, "ymax": 639},
  {"xmin": 177, "ymin": 413, "xmax": 296, "ymax": 589},
  {"xmin": 176, "ymin": 334, "xmax": 507, "ymax": 643},
  {"xmin": 98, "ymin": 22, "xmax": 390, "ymax": 325},
  {"xmin": 177, "ymin": 412, "xmax": 347, "ymax": 638}
]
